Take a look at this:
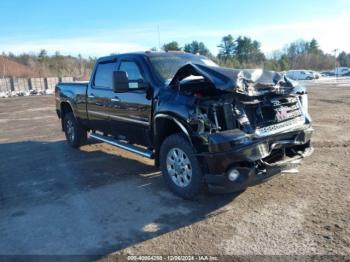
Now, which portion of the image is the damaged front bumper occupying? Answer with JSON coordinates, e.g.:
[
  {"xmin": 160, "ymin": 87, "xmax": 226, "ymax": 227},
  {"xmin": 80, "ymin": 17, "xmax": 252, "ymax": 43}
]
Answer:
[{"xmin": 198, "ymin": 126, "xmax": 313, "ymax": 193}]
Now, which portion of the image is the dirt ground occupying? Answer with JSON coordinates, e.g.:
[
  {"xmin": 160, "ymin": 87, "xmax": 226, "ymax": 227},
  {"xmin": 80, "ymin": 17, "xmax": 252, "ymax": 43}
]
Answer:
[{"xmin": 0, "ymin": 79, "xmax": 349, "ymax": 259}]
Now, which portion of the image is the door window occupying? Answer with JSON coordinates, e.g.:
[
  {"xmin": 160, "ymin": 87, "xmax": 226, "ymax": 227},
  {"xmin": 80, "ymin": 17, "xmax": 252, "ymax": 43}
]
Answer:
[
  {"xmin": 119, "ymin": 61, "xmax": 144, "ymax": 89},
  {"xmin": 94, "ymin": 62, "xmax": 116, "ymax": 89}
]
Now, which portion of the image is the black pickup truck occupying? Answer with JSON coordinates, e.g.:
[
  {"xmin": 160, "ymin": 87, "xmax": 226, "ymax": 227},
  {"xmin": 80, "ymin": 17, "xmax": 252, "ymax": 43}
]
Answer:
[{"xmin": 55, "ymin": 52, "xmax": 313, "ymax": 199}]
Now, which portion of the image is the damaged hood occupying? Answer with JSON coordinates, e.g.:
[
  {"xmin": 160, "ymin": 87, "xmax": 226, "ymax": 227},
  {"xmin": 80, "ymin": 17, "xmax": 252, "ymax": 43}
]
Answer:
[{"xmin": 169, "ymin": 63, "xmax": 297, "ymax": 96}]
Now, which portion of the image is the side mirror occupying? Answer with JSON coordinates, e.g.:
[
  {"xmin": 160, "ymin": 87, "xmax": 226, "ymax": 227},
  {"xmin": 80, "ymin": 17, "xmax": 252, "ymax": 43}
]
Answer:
[{"xmin": 113, "ymin": 71, "xmax": 129, "ymax": 93}]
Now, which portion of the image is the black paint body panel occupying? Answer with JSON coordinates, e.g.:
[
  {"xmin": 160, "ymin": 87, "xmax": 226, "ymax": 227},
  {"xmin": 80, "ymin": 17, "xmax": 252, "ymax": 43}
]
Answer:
[{"xmin": 55, "ymin": 52, "xmax": 313, "ymax": 193}]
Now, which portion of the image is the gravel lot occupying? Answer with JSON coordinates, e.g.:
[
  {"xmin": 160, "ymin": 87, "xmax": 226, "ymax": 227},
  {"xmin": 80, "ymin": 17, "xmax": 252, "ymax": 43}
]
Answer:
[{"xmin": 0, "ymin": 79, "xmax": 349, "ymax": 259}]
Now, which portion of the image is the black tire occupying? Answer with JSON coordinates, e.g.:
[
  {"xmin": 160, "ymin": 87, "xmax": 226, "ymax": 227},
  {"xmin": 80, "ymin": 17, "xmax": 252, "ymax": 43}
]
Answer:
[
  {"xmin": 160, "ymin": 134, "xmax": 204, "ymax": 199},
  {"xmin": 63, "ymin": 112, "xmax": 87, "ymax": 148}
]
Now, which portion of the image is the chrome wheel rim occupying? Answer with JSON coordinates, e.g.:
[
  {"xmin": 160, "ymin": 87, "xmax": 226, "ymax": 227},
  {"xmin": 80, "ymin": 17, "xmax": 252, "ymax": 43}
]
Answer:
[
  {"xmin": 66, "ymin": 119, "xmax": 75, "ymax": 142},
  {"xmin": 166, "ymin": 148, "xmax": 192, "ymax": 187}
]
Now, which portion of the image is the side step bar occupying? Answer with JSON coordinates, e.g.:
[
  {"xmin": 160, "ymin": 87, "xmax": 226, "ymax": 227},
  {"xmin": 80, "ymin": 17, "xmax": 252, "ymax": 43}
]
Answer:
[{"xmin": 90, "ymin": 132, "xmax": 154, "ymax": 159}]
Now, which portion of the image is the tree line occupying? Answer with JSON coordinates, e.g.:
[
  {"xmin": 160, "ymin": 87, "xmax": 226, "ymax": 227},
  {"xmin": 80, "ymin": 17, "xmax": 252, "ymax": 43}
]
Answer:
[
  {"xmin": 163, "ymin": 36, "xmax": 350, "ymax": 71},
  {"xmin": 1, "ymin": 35, "xmax": 350, "ymax": 79},
  {"xmin": 1, "ymin": 50, "xmax": 96, "ymax": 80}
]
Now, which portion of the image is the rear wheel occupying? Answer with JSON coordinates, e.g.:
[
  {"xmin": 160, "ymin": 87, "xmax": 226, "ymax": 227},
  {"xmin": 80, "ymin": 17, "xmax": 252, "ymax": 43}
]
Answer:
[
  {"xmin": 63, "ymin": 112, "xmax": 87, "ymax": 148},
  {"xmin": 160, "ymin": 134, "xmax": 204, "ymax": 199}
]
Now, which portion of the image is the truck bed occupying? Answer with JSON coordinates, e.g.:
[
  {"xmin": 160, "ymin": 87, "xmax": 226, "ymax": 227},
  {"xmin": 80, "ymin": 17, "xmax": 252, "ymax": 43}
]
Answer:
[
  {"xmin": 55, "ymin": 81, "xmax": 89, "ymax": 120},
  {"xmin": 56, "ymin": 82, "xmax": 88, "ymax": 94}
]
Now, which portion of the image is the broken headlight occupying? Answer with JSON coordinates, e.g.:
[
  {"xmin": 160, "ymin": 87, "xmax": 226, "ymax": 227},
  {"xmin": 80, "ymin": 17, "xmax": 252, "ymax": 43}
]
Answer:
[
  {"xmin": 299, "ymin": 94, "xmax": 312, "ymax": 122},
  {"xmin": 299, "ymin": 94, "xmax": 308, "ymax": 114}
]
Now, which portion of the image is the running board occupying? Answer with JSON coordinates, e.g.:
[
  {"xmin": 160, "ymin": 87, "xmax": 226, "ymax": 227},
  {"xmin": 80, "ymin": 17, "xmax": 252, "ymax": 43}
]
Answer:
[{"xmin": 90, "ymin": 133, "xmax": 154, "ymax": 159}]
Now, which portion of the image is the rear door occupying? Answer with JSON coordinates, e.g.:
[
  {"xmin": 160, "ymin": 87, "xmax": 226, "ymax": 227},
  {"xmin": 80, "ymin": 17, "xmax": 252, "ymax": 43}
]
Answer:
[
  {"xmin": 108, "ymin": 59, "xmax": 152, "ymax": 146},
  {"xmin": 86, "ymin": 60, "xmax": 117, "ymax": 133}
]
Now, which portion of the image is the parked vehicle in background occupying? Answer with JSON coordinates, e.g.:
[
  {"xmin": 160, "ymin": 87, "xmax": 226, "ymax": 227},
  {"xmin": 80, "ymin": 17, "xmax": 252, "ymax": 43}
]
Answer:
[
  {"xmin": 309, "ymin": 71, "xmax": 321, "ymax": 79},
  {"xmin": 287, "ymin": 70, "xmax": 315, "ymax": 80},
  {"xmin": 320, "ymin": 71, "xmax": 335, "ymax": 77},
  {"xmin": 55, "ymin": 52, "xmax": 313, "ymax": 199},
  {"xmin": 334, "ymin": 67, "xmax": 350, "ymax": 76}
]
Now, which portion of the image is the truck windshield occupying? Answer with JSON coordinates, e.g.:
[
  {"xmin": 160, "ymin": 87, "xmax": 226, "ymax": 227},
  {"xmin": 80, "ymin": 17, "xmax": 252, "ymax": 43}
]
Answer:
[{"xmin": 149, "ymin": 54, "xmax": 218, "ymax": 84}]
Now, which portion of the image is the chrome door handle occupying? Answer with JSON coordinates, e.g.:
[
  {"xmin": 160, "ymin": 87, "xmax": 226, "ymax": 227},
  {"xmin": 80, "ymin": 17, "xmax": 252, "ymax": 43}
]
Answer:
[{"xmin": 111, "ymin": 97, "xmax": 121, "ymax": 102}]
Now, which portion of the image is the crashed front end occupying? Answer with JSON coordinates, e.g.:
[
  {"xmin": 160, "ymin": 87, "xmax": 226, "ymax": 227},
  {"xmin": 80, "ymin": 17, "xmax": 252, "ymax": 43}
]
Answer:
[{"xmin": 170, "ymin": 63, "xmax": 314, "ymax": 193}]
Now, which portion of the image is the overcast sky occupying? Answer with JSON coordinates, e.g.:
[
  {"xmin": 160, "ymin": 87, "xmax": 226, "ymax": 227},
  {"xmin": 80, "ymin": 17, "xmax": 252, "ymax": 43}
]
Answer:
[{"xmin": 0, "ymin": 0, "xmax": 349, "ymax": 57}]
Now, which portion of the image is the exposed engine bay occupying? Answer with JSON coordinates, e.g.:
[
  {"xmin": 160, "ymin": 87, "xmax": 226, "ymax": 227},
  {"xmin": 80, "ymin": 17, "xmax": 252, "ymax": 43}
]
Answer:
[
  {"xmin": 168, "ymin": 63, "xmax": 310, "ymax": 139},
  {"xmin": 164, "ymin": 62, "xmax": 313, "ymax": 188},
  {"xmin": 190, "ymin": 92, "xmax": 309, "ymax": 138}
]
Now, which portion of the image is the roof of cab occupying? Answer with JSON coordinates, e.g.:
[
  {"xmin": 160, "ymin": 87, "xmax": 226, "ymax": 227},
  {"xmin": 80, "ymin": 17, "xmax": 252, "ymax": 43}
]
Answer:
[{"xmin": 97, "ymin": 51, "xmax": 205, "ymax": 63}]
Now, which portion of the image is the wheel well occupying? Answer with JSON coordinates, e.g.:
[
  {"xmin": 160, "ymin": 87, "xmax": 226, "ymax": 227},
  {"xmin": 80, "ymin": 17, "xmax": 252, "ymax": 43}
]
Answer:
[
  {"xmin": 61, "ymin": 102, "xmax": 73, "ymax": 117},
  {"xmin": 60, "ymin": 102, "xmax": 73, "ymax": 130},
  {"xmin": 154, "ymin": 117, "xmax": 191, "ymax": 167}
]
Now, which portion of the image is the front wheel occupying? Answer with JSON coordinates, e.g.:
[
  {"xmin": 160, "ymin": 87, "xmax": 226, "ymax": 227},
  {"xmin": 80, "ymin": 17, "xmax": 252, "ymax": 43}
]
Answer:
[
  {"xmin": 160, "ymin": 134, "xmax": 204, "ymax": 199},
  {"xmin": 63, "ymin": 112, "xmax": 87, "ymax": 148}
]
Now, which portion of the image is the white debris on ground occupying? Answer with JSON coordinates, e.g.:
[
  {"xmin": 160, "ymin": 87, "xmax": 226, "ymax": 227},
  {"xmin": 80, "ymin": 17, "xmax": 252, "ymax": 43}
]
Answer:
[
  {"xmin": 0, "ymin": 89, "xmax": 55, "ymax": 98},
  {"xmin": 0, "ymin": 76, "xmax": 74, "ymax": 98}
]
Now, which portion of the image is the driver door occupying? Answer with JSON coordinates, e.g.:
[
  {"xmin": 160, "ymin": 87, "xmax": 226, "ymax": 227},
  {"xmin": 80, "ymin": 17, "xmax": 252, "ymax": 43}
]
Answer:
[{"xmin": 108, "ymin": 60, "xmax": 152, "ymax": 146}]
